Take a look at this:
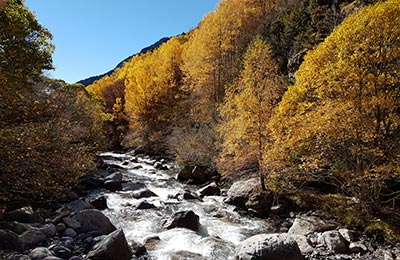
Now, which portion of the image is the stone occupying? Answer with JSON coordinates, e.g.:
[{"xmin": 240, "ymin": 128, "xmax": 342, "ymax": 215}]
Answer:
[
  {"xmin": 122, "ymin": 182, "xmax": 147, "ymax": 191},
  {"xmin": 339, "ymin": 228, "xmax": 357, "ymax": 243},
  {"xmin": 88, "ymin": 196, "xmax": 108, "ymax": 210},
  {"xmin": 63, "ymin": 217, "xmax": 81, "ymax": 230},
  {"xmin": 63, "ymin": 228, "xmax": 77, "ymax": 237},
  {"xmin": 72, "ymin": 209, "xmax": 116, "ymax": 236},
  {"xmin": 288, "ymin": 215, "xmax": 336, "ymax": 236},
  {"xmin": 39, "ymin": 224, "xmax": 56, "ymax": 238},
  {"xmin": 176, "ymin": 165, "xmax": 218, "ymax": 184},
  {"xmin": 291, "ymin": 234, "xmax": 314, "ymax": 255},
  {"xmin": 132, "ymin": 189, "xmax": 158, "ymax": 199},
  {"xmin": 42, "ymin": 257, "xmax": 63, "ymax": 260},
  {"xmin": 105, "ymin": 172, "xmax": 122, "ymax": 181},
  {"xmin": 135, "ymin": 201, "xmax": 157, "ymax": 210},
  {"xmin": 87, "ymin": 229, "xmax": 132, "ymax": 260},
  {"xmin": 29, "ymin": 247, "xmax": 53, "ymax": 260},
  {"xmin": 52, "ymin": 245, "xmax": 72, "ymax": 259},
  {"xmin": 319, "ymin": 230, "xmax": 348, "ymax": 254},
  {"xmin": 174, "ymin": 190, "xmax": 200, "ymax": 201},
  {"xmin": 0, "ymin": 221, "xmax": 29, "ymax": 234},
  {"xmin": 349, "ymin": 241, "xmax": 368, "ymax": 253},
  {"xmin": 0, "ymin": 229, "xmax": 24, "ymax": 252},
  {"xmin": 56, "ymin": 223, "xmax": 66, "ymax": 233},
  {"xmin": 163, "ymin": 210, "xmax": 200, "ymax": 231},
  {"xmin": 143, "ymin": 236, "xmax": 161, "ymax": 251},
  {"xmin": 154, "ymin": 162, "xmax": 168, "ymax": 170},
  {"xmin": 20, "ymin": 229, "xmax": 46, "ymax": 248},
  {"xmin": 130, "ymin": 240, "xmax": 147, "ymax": 256},
  {"xmin": 104, "ymin": 179, "xmax": 122, "ymax": 191},
  {"xmin": 65, "ymin": 200, "xmax": 95, "ymax": 213},
  {"xmin": 69, "ymin": 257, "xmax": 83, "ymax": 260},
  {"xmin": 227, "ymin": 178, "xmax": 272, "ymax": 216},
  {"xmin": 6, "ymin": 206, "xmax": 39, "ymax": 223},
  {"xmin": 197, "ymin": 182, "xmax": 220, "ymax": 197},
  {"xmin": 6, "ymin": 254, "xmax": 31, "ymax": 260},
  {"xmin": 79, "ymin": 175, "xmax": 104, "ymax": 189},
  {"xmin": 235, "ymin": 233, "xmax": 303, "ymax": 260}
]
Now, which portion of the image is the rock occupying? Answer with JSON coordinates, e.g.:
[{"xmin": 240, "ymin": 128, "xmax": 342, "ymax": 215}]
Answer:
[
  {"xmin": 6, "ymin": 206, "xmax": 40, "ymax": 223},
  {"xmin": 65, "ymin": 200, "xmax": 95, "ymax": 213},
  {"xmin": 270, "ymin": 205, "xmax": 285, "ymax": 215},
  {"xmin": 20, "ymin": 229, "xmax": 46, "ymax": 248},
  {"xmin": 174, "ymin": 190, "xmax": 200, "ymax": 201},
  {"xmin": 349, "ymin": 241, "xmax": 368, "ymax": 253},
  {"xmin": 130, "ymin": 240, "xmax": 147, "ymax": 256},
  {"xmin": 135, "ymin": 201, "xmax": 157, "ymax": 210},
  {"xmin": 104, "ymin": 179, "xmax": 122, "ymax": 191},
  {"xmin": 288, "ymin": 215, "xmax": 336, "ymax": 236},
  {"xmin": 4, "ymin": 254, "xmax": 31, "ymax": 260},
  {"xmin": 63, "ymin": 217, "xmax": 81, "ymax": 230},
  {"xmin": 42, "ymin": 257, "xmax": 63, "ymax": 260},
  {"xmin": 122, "ymin": 182, "xmax": 147, "ymax": 191},
  {"xmin": 319, "ymin": 230, "xmax": 348, "ymax": 254},
  {"xmin": 56, "ymin": 223, "xmax": 66, "ymax": 233},
  {"xmin": 177, "ymin": 165, "xmax": 218, "ymax": 184},
  {"xmin": 170, "ymin": 251, "xmax": 207, "ymax": 260},
  {"xmin": 40, "ymin": 224, "xmax": 57, "ymax": 238},
  {"xmin": 79, "ymin": 175, "xmax": 104, "ymax": 189},
  {"xmin": 0, "ymin": 229, "xmax": 24, "ymax": 252},
  {"xmin": 227, "ymin": 178, "xmax": 272, "ymax": 216},
  {"xmin": 291, "ymin": 234, "xmax": 314, "ymax": 255},
  {"xmin": 143, "ymin": 236, "xmax": 161, "ymax": 251},
  {"xmin": 0, "ymin": 221, "xmax": 29, "ymax": 234},
  {"xmin": 52, "ymin": 245, "xmax": 72, "ymax": 259},
  {"xmin": 235, "ymin": 233, "xmax": 303, "ymax": 260},
  {"xmin": 87, "ymin": 229, "xmax": 132, "ymax": 260},
  {"xmin": 59, "ymin": 237, "xmax": 75, "ymax": 250},
  {"xmin": 154, "ymin": 162, "xmax": 168, "ymax": 170},
  {"xmin": 338, "ymin": 228, "xmax": 357, "ymax": 243},
  {"xmin": 69, "ymin": 257, "xmax": 83, "ymax": 260},
  {"xmin": 63, "ymin": 228, "xmax": 77, "ymax": 237},
  {"xmin": 132, "ymin": 189, "xmax": 158, "ymax": 199},
  {"xmin": 197, "ymin": 182, "xmax": 220, "ymax": 197},
  {"xmin": 163, "ymin": 210, "xmax": 200, "ymax": 231},
  {"xmin": 105, "ymin": 172, "xmax": 122, "ymax": 181},
  {"xmin": 72, "ymin": 209, "xmax": 116, "ymax": 236},
  {"xmin": 88, "ymin": 196, "xmax": 108, "ymax": 210},
  {"xmin": 29, "ymin": 247, "xmax": 52, "ymax": 260}
]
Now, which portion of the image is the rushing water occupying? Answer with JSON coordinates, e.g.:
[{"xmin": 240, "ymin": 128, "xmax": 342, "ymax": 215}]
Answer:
[{"xmin": 96, "ymin": 152, "xmax": 274, "ymax": 260}]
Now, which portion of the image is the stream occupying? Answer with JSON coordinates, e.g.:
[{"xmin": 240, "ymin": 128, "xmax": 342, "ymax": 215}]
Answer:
[{"xmin": 94, "ymin": 151, "xmax": 275, "ymax": 260}]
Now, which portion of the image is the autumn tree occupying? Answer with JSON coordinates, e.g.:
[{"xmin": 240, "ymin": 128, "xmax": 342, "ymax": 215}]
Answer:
[
  {"xmin": 267, "ymin": 0, "xmax": 400, "ymax": 208},
  {"xmin": 218, "ymin": 36, "xmax": 284, "ymax": 190}
]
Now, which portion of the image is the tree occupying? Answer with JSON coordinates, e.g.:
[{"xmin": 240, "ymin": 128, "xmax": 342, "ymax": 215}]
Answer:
[
  {"xmin": 218, "ymin": 36, "xmax": 284, "ymax": 190},
  {"xmin": 268, "ymin": 0, "xmax": 400, "ymax": 207}
]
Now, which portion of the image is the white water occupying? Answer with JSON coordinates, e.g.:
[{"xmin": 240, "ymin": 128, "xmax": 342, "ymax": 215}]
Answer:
[{"xmin": 98, "ymin": 152, "xmax": 274, "ymax": 260}]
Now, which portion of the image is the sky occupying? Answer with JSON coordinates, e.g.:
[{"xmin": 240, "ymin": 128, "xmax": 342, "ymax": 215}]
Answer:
[{"xmin": 24, "ymin": 1, "xmax": 220, "ymax": 83}]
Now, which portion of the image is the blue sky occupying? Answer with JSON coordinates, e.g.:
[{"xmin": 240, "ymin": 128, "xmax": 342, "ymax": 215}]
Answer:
[{"xmin": 25, "ymin": 1, "xmax": 219, "ymax": 83}]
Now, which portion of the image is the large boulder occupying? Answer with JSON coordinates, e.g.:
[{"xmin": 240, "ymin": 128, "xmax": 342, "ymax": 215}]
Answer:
[
  {"xmin": 197, "ymin": 182, "xmax": 220, "ymax": 197},
  {"xmin": 177, "ymin": 165, "xmax": 219, "ymax": 185},
  {"xmin": 163, "ymin": 210, "xmax": 200, "ymax": 231},
  {"xmin": 88, "ymin": 196, "xmax": 108, "ymax": 210},
  {"xmin": 72, "ymin": 209, "xmax": 116, "ymax": 236},
  {"xmin": 19, "ymin": 229, "xmax": 46, "ymax": 248},
  {"xmin": 6, "ymin": 206, "xmax": 40, "ymax": 223},
  {"xmin": 65, "ymin": 199, "xmax": 95, "ymax": 213},
  {"xmin": 227, "ymin": 178, "xmax": 272, "ymax": 216},
  {"xmin": 0, "ymin": 229, "xmax": 24, "ymax": 252},
  {"xmin": 104, "ymin": 172, "xmax": 123, "ymax": 191},
  {"xmin": 87, "ymin": 229, "xmax": 132, "ymax": 260},
  {"xmin": 235, "ymin": 233, "xmax": 303, "ymax": 260},
  {"xmin": 132, "ymin": 189, "xmax": 158, "ymax": 199},
  {"xmin": 288, "ymin": 216, "xmax": 336, "ymax": 236}
]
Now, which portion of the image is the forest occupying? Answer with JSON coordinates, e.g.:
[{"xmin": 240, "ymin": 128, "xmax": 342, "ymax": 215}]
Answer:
[{"xmin": 1, "ymin": 0, "xmax": 399, "ymax": 243}]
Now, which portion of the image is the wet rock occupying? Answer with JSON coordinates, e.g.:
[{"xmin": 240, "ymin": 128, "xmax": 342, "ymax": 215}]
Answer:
[
  {"xmin": 69, "ymin": 257, "xmax": 83, "ymax": 260},
  {"xmin": 63, "ymin": 228, "xmax": 77, "ymax": 237},
  {"xmin": 135, "ymin": 201, "xmax": 157, "ymax": 210},
  {"xmin": 270, "ymin": 205, "xmax": 285, "ymax": 215},
  {"xmin": 87, "ymin": 229, "xmax": 132, "ymax": 260},
  {"xmin": 65, "ymin": 200, "xmax": 95, "ymax": 213},
  {"xmin": 163, "ymin": 210, "xmax": 200, "ymax": 231},
  {"xmin": 143, "ymin": 236, "xmax": 161, "ymax": 251},
  {"xmin": 29, "ymin": 247, "xmax": 52, "ymax": 260},
  {"xmin": 52, "ymin": 245, "xmax": 72, "ymax": 259},
  {"xmin": 288, "ymin": 215, "xmax": 336, "ymax": 235},
  {"xmin": 42, "ymin": 257, "xmax": 63, "ymax": 260},
  {"xmin": 132, "ymin": 189, "xmax": 158, "ymax": 199},
  {"xmin": 130, "ymin": 240, "xmax": 147, "ymax": 256},
  {"xmin": 170, "ymin": 251, "xmax": 207, "ymax": 260},
  {"xmin": 6, "ymin": 206, "xmax": 40, "ymax": 223},
  {"xmin": 177, "ymin": 165, "xmax": 218, "ymax": 185},
  {"xmin": 88, "ymin": 196, "xmax": 107, "ymax": 210},
  {"xmin": 72, "ymin": 209, "xmax": 116, "ymax": 236},
  {"xmin": 197, "ymin": 182, "xmax": 220, "ymax": 197},
  {"xmin": 318, "ymin": 230, "xmax": 348, "ymax": 254},
  {"xmin": 20, "ymin": 229, "xmax": 46, "ymax": 248},
  {"xmin": 104, "ymin": 179, "xmax": 122, "ymax": 191},
  {"xmin": 40, "ymin": 224, "xmax": 57, "ymax": 238},
  {"xmin": 174, "ymin": 190, "xmax": 200, "ymax": 201},
  {"xmin": 0, "ymin": 229, "xmax": 24, "ymax": 252},
  {"xmin": 235, "ymin": 233, "xmax": 303, "ymax": 260},
  {"xmin": 122, "ymin": 182, "xmax": 147, "ymax": 192},
  {"xmin": 227, "ymin": 178, "xmax": 272, "ymax": 216}
]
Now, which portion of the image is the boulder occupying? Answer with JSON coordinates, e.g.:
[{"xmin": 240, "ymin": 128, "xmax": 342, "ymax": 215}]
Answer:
[
  {"xmin": 29, "ymin": 247, "xmax": 53, "ymax": 260},
  {"xmin": 235, "ymin": 233, "xmax": 303, "ymax": 260},
  {"xmin": 72, "ymin": 209, "xmax": 116, "ymax": 236},
  {"xmin": 349, "ymin": 241, "xmax": 368, "ymax": 253},
  {"xmin": 154, "ymin": 162, "xmax": 168, "ymax": 170},
  {"xmin": 163, "ymin": 210, "xmax": 200, "ymax": 231},
  {"xmin": 288, "ymin": 216, "xmax": 336, "ymax": 236},
  {"xmin": 143, "ymin": 236, "xmax": 161, "ymax": 251},
  {"xmin": 63, "ymin": 217, "xmax": 81, "ymax": 230},
  {"xmin": 0, "ymin": 221, "xmax": 29, "ymax": 234},
  {"xmin": 132, "ymin": 189, "xmax": 158, "ymax": 199},
  {"xmin": 88, "ymin": 196, "xmax": 108, "ymax": 210},
  {"xmin": 0, "ymin": 229, "xmax": 24, "ymax": 252},
  {"xmin": 79, "ymin": 175, "xmax": 104, "ymax": 189},
  {"xmin": 173, "ymin": 190, "xmax": 200, "ymax": 201},
  {"xmin": 52, "ymin": 245, "xmax": 72, "ymax": 259},
  {"xmin": 318, "ymin": 230, "xmax": 348, "ymax": 254},
  {"xmin": 104, "ymin": 179, "xmax": 122, "ymax": 191},
  {"xmin": 227, "ymin": 178, "xmax": 272, "ymax": 216},
  {"xmin": 130, "ymin": 240, "xmax": 147, "ymax": 256},
  {"xmin": 6, "ymin": 206, "xmax": 40, "ymax": 223},
  {"xmin": 197, "ymin": 182, "xmax": 220, "ymax": 197},
  {"xmin": 122, "ymin": 182, "xmax": 147, "ymax": 192},
  {"xmin": 339, "ymin": 228, "xmax": 357, "ymax": 243},
  {"xmin": 63, "ymin": 228, "xmax": 77, "ymax": 237},
  {"xmin": 177, "ymin": 165, "xmax": 218, "ymax": 184},
  {"xmin": 87, "ymin": 229, "xmax": 132, "ymax": 260},
  {"xmin": 42, "ymin": 257, "xmax": 63, "ymax": 260},
  {"xmin": 135, "ymin": 201, "xmax": 157, "ymax": 210},
  {"xmin": 65, "ymin": 200, "xmax": 95, "ymax": 213},
  {"xmin": 291, "ymin": 234, "xmax": 314, "ymax": 255},
  {"xmin": 40, "ymin": 224, "xmax": 57, "ymax": 238},
  {"xmin": 20, "ymin": 229, "xmax": 46, "ymax": 248}
]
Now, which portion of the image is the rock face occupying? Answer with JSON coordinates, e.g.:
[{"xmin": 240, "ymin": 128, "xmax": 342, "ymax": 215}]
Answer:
[
  {"xmin": 163, "ymin": 210, "xmax": 200, "ymax": 231},
  {"xmin": 177, "ymin": 165, "xmax": 219, "ymax": 184},
  {"xmin": 227, "ymin": 178, "xmax": 272, "ymax": 216},
  {"xmin": 0, "ymin": 229, "xmax": 24, "ymax": 252},
  {"xmin": 72, "ymin": 209, "xmax": 116, "ymax": 236},
  {"xmin": 197, "ymin": 182, "xmax": 220, "ymax": 197},
  {"xmin": 288, "ymin": 216, "xmax": 336, "ymax": 235},
  {"xmin": 235, "ymin": 233, "xmax": 303, "ymax": 260},
  {"xmin": 87, "ymin": 229, "xmax": 132, "ymax": 260}
]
